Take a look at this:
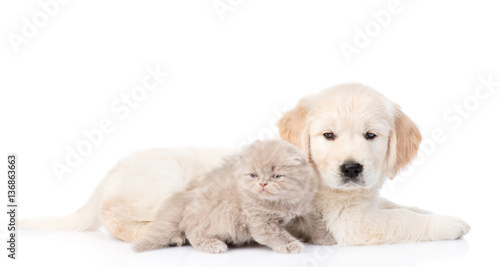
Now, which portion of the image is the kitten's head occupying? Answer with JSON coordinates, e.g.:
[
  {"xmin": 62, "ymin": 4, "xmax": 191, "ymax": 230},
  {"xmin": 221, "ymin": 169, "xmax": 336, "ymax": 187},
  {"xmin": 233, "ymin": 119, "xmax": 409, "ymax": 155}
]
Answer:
[{"xmin": 237, "ymin": 140, "xmax": 317, "ymax": 202}]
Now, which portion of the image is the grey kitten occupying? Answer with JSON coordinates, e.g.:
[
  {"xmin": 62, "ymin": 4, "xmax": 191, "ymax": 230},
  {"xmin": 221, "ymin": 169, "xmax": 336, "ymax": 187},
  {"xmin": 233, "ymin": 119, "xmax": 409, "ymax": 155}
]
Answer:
[{"xmin": 133, "ymin": 140, "xmax": 335, "ymax": 253}]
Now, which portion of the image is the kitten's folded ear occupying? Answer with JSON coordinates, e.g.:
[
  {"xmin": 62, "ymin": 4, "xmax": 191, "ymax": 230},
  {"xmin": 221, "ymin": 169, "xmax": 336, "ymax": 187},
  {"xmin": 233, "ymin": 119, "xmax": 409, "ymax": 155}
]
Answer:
[
  {"xmin": 290, "ymin": 156, "xmax": 307, "ymax": 166},
  {"xmin": 279, "ymin": 140, "xmax": 309, "ymax": 166}
]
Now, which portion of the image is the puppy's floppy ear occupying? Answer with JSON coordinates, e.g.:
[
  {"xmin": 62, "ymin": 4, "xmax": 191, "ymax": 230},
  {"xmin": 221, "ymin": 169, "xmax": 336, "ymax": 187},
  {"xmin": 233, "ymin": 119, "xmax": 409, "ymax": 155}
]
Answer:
[
  {"xmin": 278, "ymin": 95, "xmax": 315, "ymax": 154},
  {"xmin": 387, "ymin": 105, "xmax": 422, "ymax": 179}
]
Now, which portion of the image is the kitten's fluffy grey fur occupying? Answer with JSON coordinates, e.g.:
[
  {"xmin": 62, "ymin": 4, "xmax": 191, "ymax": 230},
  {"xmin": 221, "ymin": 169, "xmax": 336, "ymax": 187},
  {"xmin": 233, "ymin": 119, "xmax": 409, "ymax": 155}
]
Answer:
[{"xmin": 133, "ymin": 140, "xmax": 335, "ymax": 253}]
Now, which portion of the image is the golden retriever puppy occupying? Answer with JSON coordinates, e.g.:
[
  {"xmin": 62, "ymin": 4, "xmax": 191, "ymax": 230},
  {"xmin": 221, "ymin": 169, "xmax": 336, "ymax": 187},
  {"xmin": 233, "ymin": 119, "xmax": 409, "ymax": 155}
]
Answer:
[
  {"xmin": 279, "ymin": 83, "xmax": 470, "ymax": 245},
  {"xmin": 20, "ymin": 83, "xmax": 469, "ymax": 245}
]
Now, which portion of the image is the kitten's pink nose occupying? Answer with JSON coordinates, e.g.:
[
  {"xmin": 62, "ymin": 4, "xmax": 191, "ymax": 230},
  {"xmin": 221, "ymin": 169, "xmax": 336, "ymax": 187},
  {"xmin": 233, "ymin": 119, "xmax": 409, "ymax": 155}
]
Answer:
[{"xmin": 260, "ymin": 183, "xmax": 268, "ymax": 187}]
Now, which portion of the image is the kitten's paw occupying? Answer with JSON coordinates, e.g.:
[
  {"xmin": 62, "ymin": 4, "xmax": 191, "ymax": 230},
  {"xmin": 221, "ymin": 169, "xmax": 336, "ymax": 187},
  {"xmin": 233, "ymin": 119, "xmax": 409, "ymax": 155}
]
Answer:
[
  {"xmin": 311, "ymin": 233, "xmax": 336, "ymax": 246},
  {"xmin": 133, "ymin": 239, "xmax": 161, "ymax": 252},
  {"xmin": 169, "ymin": 234, "xmax": 186, "ymax": 247},
  {"xmin": 275, "ymin": 241, "xmax": 304, "ymax": 254},
  {"xmin": 430, "ymin": 215, "xmax": 470, "ymax": 241},
  {"xmin": 195, "ymin": 239, "xmax": 228, "ymax": 254}
]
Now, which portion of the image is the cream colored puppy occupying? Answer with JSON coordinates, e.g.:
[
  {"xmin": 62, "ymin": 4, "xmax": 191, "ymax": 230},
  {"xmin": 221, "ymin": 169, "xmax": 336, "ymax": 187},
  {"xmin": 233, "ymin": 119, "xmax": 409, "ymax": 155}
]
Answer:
[
  {"xmin": 21, "ymin": 83, "xmax": 469, "ymax": 245},
  {"xmin": 279, "ymin": 83, "xmax": 470, "ymax": 245}
]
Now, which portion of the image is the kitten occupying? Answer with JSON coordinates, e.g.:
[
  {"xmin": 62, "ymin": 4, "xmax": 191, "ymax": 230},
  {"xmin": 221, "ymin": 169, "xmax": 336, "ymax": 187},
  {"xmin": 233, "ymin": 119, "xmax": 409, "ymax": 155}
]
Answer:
[{"xmin": 133, "ymin": 140, "xmax": 335, "ymax": 253}]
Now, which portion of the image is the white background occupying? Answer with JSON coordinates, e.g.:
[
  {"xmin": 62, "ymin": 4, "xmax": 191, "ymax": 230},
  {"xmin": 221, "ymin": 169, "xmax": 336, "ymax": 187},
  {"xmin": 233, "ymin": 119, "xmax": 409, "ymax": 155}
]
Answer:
[{"xmin": 1, "ymin": 0, "xmax": 500, "ymax": 266}]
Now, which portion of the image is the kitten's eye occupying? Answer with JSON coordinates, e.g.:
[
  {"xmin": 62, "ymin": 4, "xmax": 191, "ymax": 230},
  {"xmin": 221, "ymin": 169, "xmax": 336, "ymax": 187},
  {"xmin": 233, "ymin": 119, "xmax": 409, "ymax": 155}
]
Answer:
[
  {"xmin": 250, "ymin": 173, "xmax": 258, "ymax": 178},
  {"xmin": 364, "ymin": 132, "xmax": 377, "ymax": 140},
  {"xmin": 272, "ymin": 174, "xmax": 282, "ymax": 179},
  {"xmin": 323, "ymin": 132, "xmax": 335, "ymax": 140}
]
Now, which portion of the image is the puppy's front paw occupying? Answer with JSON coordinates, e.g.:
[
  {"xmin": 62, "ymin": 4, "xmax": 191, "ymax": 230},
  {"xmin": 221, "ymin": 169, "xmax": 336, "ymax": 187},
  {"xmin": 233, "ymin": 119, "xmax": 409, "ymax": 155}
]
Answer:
[
  {"xmin": 275, "ymin": 241, "xmax": 304, "ymax": 254},
  {"xmin": 432, "ymin": 215, "xmax": 470, "ymax": 241}
]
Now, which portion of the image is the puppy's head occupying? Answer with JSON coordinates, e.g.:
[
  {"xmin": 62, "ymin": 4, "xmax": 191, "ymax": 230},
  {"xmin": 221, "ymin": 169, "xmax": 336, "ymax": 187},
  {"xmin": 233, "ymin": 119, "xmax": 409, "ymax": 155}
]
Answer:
[{"xmin": 279, "ymin": 83, "xmax": 421, "ymax": 191}]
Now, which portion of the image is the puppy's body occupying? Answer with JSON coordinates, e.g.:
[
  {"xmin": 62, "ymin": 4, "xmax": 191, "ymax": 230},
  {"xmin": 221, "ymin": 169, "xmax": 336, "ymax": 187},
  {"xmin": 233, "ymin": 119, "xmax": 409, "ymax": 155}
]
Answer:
[{"xmin": 21, "ymin": 83, "xmax": 469, "ymax": 245}]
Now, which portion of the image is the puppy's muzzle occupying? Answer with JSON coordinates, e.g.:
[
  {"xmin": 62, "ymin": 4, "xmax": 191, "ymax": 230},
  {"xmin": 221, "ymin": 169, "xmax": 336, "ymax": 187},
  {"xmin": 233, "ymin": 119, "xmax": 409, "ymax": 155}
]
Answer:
[{"xmin": 340, "ymin": 161, "xmax": 363, "ymax": 183}]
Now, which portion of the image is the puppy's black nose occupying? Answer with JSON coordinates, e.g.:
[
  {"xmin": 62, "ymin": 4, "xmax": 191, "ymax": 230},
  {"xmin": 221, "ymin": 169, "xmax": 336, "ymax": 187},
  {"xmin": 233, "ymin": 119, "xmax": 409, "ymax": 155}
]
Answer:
[{"xmin": 341, "ymin": 162, "xmax": 363, "ymax": 179}]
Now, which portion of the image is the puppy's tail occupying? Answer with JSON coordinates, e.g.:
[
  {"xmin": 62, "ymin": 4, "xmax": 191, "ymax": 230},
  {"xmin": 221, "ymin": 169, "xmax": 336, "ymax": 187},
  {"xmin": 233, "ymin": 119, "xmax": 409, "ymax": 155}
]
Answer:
[{"xmin": 19, "ymin": 179, "xmax": 106, "ymax": 231}]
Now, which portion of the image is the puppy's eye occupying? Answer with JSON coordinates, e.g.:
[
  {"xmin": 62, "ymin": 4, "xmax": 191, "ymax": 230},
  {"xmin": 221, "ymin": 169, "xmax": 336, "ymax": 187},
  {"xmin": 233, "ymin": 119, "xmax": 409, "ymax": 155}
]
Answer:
[
  {"xmin": 250, "ymin": 173, "xmax": 258, "ymax": 178},
  {"xmin": 364, "ymin": 132, "xmax": 377, "ymax": 140},
  {"xmin": 323, "ymin": 132, "xmax": 335, "ymax": 140},
  {"xmin": 272, "ymin": 174, "xmax": 282, "ymax": 179}
]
